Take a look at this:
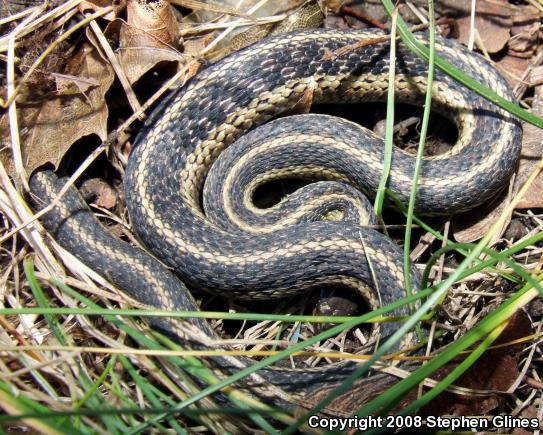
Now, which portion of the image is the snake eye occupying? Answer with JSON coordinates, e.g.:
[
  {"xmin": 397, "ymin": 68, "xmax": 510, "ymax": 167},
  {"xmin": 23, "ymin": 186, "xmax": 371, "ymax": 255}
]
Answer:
[{"xmin": 311, "ymin": 285, "xmax": 375, "ymax": 338}]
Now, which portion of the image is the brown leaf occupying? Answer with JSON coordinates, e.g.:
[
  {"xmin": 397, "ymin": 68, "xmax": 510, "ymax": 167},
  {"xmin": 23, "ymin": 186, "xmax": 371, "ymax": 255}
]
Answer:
[
  {"xmin": 452, "ymin": 47, "xmax": 543, "ymax": 242},
  {"xmin": 295, "ymin": 311, "xmax": 531, "ymax": 418},
  {"xmin": 420, "ymin": 310, "xmax": 532, "ymax": 416},
  {"xmin": 112, "ymin": 0, "xmax": 185, "ymax": 85},
  {"xmin": 515, "ymin": 82, "xmax": 543, "ymax": 209},
  {"xmin": 456, "ymin": 0, "xmax": 512, "ymax": 54},
  {"xmin": 451, "ymin": 189, "xmax": 511, "ymax": 243},
  {"xmin": 497, "ymin": 55, "xmax": 531, "ymax": 88},
  {"xmin": 208, "ymin": 0, "xmax": 324, "ymax": 62},
  {"xmin": 508, "ymin": 6, "xmax": 540, "ymax": 58},
  {"xmin": 0, "ymin": 44, "xmax": 114, "ymax": 179},
  {"xmin": 79, "ymin": 0, "xmax": 121, "ymax": 20},
  {"xmin": 126, "ymin": 0, "xmax": 178, "ymax": 44},
  {"xmin": 52, "ymin": 72, "xmax": 100, "ymax": 106},
  {"xmin": 52, "ymin": 72, "xmax": 100, "ymax": 95}
]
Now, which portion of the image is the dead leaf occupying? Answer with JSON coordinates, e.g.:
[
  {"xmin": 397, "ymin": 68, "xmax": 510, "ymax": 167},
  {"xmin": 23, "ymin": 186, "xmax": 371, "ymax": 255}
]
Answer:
[
  {"xmin": 452, "ymin": 189, "xmax": 512, "ymax": 243},
  {"xmin": 515, "ymin": 82, "xmax": 543, "ymax": 209},
  {"xmin": 453, "ymin": 50, "xmax": 543, "ymax": 242},
  {"xmin": 420, "ymin": 310, "xmax": 532, "ymax": 417},
  {"xmin": 497, "ymin": 55, "xmax": 531, "ymax": 89},
  {"xmin": 456, "ymin": 0, "xmax": 512, "ymax": 54},
  {"xmin": 79, "ymin": 0, "xmax": 121, "ymax": 20},
  {"xmin": 110, "ymin": 0, "xmax": 185, "ymax": 85},
  {"xmin": 296, "ymin": 308, "xmax": 529, "ymax": 418},
  {"xmin": 52, "ymin": 72, "xmax": 100, "ymax": 106},
  {"xmin": 52, "ymin": 72, "xmax": 100, "ymax": 95},
  {"xmin": 183, "ymin": 34, "xmax": 211, "ymax": 57},
  {"xmin": 322, "ymin": 0, "xmax": 342, "ymax": 14},
  {"xmin": 508, "ymin": 6, "xmax": 540, "ymax": 58},
  {"xmin": 0, "ymin": 43, "xmax": 114, "ymax": 179},
  {"xmin": 207, "ymin": 0, "xmax": 323, "ymax": 62},
  {"xmin": 126, "ymin": 0, "xmax": 178, "ymax": 44}
]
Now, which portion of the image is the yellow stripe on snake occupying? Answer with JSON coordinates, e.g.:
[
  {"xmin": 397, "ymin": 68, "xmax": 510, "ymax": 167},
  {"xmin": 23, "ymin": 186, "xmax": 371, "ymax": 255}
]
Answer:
[{"xmin": 30, "ymin": 29, "xmax": 522, "ymax": 412}]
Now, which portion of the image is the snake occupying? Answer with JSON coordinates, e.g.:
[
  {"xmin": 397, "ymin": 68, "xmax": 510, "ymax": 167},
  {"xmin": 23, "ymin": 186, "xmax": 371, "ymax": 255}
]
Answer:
[{"xmin": 29, "ymin": 28, "xmax": 522, "ymax": 413}]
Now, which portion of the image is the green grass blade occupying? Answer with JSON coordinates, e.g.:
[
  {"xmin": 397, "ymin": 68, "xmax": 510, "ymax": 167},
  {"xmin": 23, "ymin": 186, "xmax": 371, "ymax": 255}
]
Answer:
[
  {"xmin": 403, "ymin": 0, "xmax": 435, "ymax": 295},
  {"xmin": 24, "ymin": 258, "xmax": 66, "ymax": 345},
  {"xmin": 355, "ymin": 275, "xmax": 542, "ymax": 419},
  {"xmin": 0, "ymin": 307, "xmax": 375, "ymax": 324},
  {"xmin": 118, "ymin": 356, "xmax": 189, "ymax": 434},
  {"xmin": 0, "ymin": 380, "xmax": 83, "ymax": 435},
  {"xmin": 380, "ymin": 0, "xmax": 543, "ymax": 129},
  {"xmin": 126, "ymin": 288, "xmax": 432, "ymax": 434},
  {"xmin": 50, "ymin": 278, "xmax": 292, "ymax": 432},
  {"xmin": 374, "ymin": 8, "xmax": 398, "ymax": 216}
]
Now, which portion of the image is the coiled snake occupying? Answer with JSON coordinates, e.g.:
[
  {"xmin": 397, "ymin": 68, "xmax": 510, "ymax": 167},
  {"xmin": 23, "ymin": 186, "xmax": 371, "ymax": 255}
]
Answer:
[{"xmin": 30, "ymin": 29, "xmax": 522, "ymax": 410}]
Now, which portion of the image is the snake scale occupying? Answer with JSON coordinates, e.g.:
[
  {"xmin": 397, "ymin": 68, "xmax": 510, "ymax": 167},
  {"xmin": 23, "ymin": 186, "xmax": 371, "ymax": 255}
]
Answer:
[{"xmin": 29, "ymin": 28, "xmax": 522, "ymax": 411}]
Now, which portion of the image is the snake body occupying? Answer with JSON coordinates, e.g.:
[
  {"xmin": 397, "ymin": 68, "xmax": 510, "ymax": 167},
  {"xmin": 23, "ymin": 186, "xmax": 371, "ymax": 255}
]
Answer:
[{"xmin": 30, "ymin": 29, "xmax": 522, "ymax": 407}]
